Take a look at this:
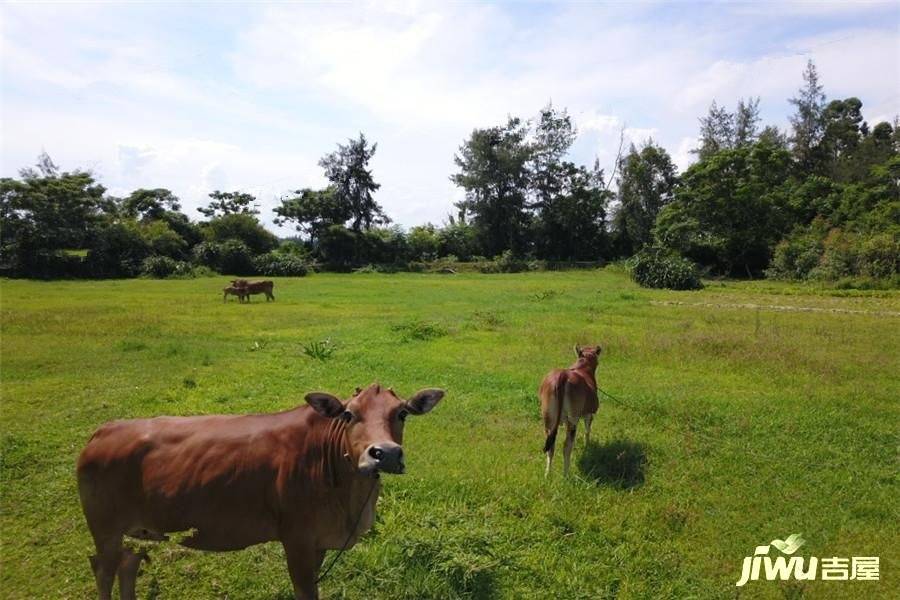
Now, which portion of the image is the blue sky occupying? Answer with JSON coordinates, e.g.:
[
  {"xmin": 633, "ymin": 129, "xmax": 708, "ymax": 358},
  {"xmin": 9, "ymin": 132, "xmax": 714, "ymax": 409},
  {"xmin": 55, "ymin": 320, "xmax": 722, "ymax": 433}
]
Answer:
[{"xmin": 1, "ymin": 1, "xmax": 897, "ymax": 233}]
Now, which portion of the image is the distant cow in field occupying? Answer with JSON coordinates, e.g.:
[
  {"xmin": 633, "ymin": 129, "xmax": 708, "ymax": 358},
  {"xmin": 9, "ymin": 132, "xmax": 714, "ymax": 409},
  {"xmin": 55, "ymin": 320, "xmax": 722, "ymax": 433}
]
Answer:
[
  {"xmin": 222, "ymin": 285, "xmax": 247, "ymax": 303},
  {"xmin": 539, "ymin": 345, "xmax": 601, "ymax": 477},
  {"xmin": 76, "ymin": 383, "xmax": 445, "ymax": 600},
  {"xmin": 231, "ymin": 279, "xmax": 275, "ymax": 302}
]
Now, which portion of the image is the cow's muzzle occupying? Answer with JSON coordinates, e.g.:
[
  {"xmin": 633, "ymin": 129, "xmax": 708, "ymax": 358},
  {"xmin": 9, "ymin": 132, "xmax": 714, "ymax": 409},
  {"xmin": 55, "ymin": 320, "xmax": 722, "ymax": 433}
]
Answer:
[{"xmin": 360, "ymin": 442, "xmax": 404, "ymax": 475}]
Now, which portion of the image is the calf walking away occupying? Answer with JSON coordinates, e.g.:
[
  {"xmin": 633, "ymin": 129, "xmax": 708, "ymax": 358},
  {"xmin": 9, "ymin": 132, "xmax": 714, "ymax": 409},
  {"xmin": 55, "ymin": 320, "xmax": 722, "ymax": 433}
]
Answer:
[
  {"xmin": 539, "ymin": 345, "xmax": 602, "ymax": 477},
  {"xmin": 76, "ymin": 383, "xmax": 445, "ymax": 600}
]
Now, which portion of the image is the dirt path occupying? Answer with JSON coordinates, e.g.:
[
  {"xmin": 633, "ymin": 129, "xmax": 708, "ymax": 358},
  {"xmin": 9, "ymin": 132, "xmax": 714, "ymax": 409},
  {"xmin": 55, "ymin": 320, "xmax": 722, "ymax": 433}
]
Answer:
[{"xmin": 649, "ymin": 300, "xmax": 900, "ymax": 317}]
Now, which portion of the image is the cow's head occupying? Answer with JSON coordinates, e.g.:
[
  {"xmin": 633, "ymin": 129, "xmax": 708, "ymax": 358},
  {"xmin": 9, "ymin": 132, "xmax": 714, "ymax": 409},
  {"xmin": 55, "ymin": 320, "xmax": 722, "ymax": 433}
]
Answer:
[
  {"xmin": 305, "ymin": 383, "xmax": 444, "ymax": 476},
  {"xmin": 574, "ymin": 344, "xmax": 602, "ymax": 368}
]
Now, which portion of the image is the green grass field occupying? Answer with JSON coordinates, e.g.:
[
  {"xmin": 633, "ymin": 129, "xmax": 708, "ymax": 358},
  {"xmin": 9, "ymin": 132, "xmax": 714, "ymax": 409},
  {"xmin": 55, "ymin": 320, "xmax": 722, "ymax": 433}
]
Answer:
[{"xmin": 1, "ymin": 270, "xmax": 897, "ymax": 599}]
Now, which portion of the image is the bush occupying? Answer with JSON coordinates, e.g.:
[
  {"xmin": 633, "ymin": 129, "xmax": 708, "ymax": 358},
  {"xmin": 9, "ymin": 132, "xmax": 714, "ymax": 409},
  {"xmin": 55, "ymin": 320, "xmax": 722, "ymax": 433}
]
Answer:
[
  {"xmin": 217, "ymin": 239, "xmax": 256, "ymax": 275},
  {"xmin": 407, "ymin": 225, "xmax": 440, "ymax": 261},
  {"xmin": 810, "ymin": 228, "xmax": 859, "ymax": 281},
  {"xmin": 766, "ymin": 229, "xmax": 823, "ymax": 280},
  {"xmin": 476, "ymin": 250, "xmax": 528, "ymax": 273},
  {"xmin": 274, "ymin": 239, "xmax": 310, "ymax": 258},
  {"xmin": 191, "ymin": 241, "xmax": 222, "ymax": 269},
  {"xmin": 141, "ymin": 255, "xmax": 179, "ymax": 278},
  {"xmin": 766, "ymin": 225, "xmax": 897, "ymax": 282},
  {"xmin": 86, "ymin": 222, "xmax": 151, "ymax": 278},
  {"xmin": 628, "ymin": 247, "xmax": 702, "ymax": 290},
  {"xmin": 859, "ymin": 233, "xmax": 899, "ymax": 278},
  {"xmin": 142, "ymin": 220, "xmax": 187, "ymax": 259},
  {"xmin": 172, "ymin": 263, "xmax": 216, "ymax": 279},
  {"xmin": 202, "ymin": 213, "xmax": 278, "ymax": 255},
  {"xmin": 359, "ymin": 227, "xmax": 409, "ymax": 264},
  {"xmin": 832, "ymin": 275, "xmax": 900, "ymax": 290},
  {"xmin": 252, "ymin": 252, "xmax": 309, "ymax": 276},
  {"xmin": 14, "ymin": 250, "xmax": 86, "ymax": 279},
  {"xmin": 191, "ymin": 239, "xmax": 255, "ymax": 274}
]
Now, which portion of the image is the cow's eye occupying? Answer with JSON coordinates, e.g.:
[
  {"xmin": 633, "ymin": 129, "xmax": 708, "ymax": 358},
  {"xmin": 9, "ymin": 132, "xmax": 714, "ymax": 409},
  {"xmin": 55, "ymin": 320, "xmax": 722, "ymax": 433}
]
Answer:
[
  {"xmin": 398, "ymin": 410, "xmax": 408, "ymax": 422},
  {"xmin": 340, "ymin": 410, "xmax": 354, "ymax": 423}
]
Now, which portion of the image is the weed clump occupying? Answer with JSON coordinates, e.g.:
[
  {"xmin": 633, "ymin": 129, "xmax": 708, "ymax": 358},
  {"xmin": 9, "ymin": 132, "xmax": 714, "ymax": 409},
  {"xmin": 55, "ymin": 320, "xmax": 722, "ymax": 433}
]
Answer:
[
  {"xmin": 392, "ymin": 320, "xmax": 448, "ymax": 341},
  {"xmin": 302, "ymin": 339, "xmax": 335, "ymax": 361}
]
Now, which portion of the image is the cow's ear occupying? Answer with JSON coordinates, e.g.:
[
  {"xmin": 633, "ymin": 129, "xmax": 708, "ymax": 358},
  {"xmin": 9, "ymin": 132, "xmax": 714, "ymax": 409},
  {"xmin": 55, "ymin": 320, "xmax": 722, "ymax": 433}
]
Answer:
[
  {"xmin": 405, "ymin": 388, "xmax": 445, "ymax": 415},
  {"xmin": 574, "ymin": 345, "xmax": 583, "ymax": 357},
  {"xmin": 305, "ymin": 392, "xmax": 344, "ymax": 418}
]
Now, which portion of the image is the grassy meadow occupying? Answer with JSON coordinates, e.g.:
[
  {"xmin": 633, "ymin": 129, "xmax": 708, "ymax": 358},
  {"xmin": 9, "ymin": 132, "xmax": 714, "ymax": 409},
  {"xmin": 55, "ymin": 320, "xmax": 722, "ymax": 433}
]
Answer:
[{"xmin": 1, "ymin": 269, "xmax": 898, "ymax": 599}]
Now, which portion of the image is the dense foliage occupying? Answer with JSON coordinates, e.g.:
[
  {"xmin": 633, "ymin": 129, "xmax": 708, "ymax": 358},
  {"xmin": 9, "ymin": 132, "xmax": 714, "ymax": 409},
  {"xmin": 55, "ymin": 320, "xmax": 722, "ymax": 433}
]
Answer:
[
  {"xmin": 627, "ymin": 247, "xmax": 702, "ymax": 290},
  {"xmin": 451, "ymin": 106, "xmax": 613, "ymax": 260},
  {"xmin": 652, "ymin": 61, "xmax": 898, "ymax": 283},
  {"xmin": 1, "ymin": 61, "xmax": 896, "ymax": 284},
  {"xmin": 252, "ymin": 252, "xmax": 310, "ymax": 277}
]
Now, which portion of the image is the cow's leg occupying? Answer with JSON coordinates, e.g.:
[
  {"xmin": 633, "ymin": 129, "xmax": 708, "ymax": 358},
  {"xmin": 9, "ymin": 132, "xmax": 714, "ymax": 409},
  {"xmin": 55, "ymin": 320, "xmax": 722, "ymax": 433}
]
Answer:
[
  {"xmin": 563, "ymin": 421, "xmax": 577, "ymax": 477},
  {"xmin": 268, "ymin": 291, "xmax": 275, "ymax": 301},
  {"xmin": 544, "ymin": 436, "xmax": 555, "ymax": 478},
  {"xmin": 89, "ymin": 535, "xmax": 123, "ymax": 600},
  {"xmin": 283, "ymin": 540, "xmax": 325, "ymax": 600},
  {"xmin": 583, "ymin": 414, "xmax": 594, "ymax": 446},
  {"xmin": 117, "ymin": 548, "xmax": 147, "ymax": 600}
]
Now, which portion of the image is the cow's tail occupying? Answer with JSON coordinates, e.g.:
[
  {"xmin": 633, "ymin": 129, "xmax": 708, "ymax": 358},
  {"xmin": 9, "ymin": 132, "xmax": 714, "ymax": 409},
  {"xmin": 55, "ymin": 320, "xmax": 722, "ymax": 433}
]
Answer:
[{"xmin": 543, "ymin": 372, "xmax": 566, "ymax": 453}]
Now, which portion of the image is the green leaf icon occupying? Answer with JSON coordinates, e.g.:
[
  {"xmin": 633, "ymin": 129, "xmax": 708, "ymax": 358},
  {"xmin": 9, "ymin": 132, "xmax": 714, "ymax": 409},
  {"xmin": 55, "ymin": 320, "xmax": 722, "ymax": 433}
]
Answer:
[{"xmin": 770, "ymin": 533, "xmax": 805, "ymax": 555}]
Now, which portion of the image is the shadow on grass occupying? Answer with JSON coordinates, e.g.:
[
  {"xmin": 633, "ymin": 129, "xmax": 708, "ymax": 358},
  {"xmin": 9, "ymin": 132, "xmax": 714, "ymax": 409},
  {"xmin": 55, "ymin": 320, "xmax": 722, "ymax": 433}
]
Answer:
[{"xmin": 577, "ymin": 439, "xmax": 647, "ymax": 489}]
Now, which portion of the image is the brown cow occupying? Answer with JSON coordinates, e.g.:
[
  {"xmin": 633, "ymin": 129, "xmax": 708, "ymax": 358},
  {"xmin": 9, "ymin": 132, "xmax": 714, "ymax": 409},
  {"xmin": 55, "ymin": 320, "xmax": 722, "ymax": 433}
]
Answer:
[
  {"xmin": 231, "ymin": 279, "xmax": 275, "ymax": 302},
  {"xmin": 76, "ymin": 383, "xmax": 444, "ymax": 600},
  {"xmin": 539, "ymin": 345, "xmax": 601, "ymax": 477},
  {"xmin": 222, "ymin": 285, "xmax": 248, "ymax": 303}
]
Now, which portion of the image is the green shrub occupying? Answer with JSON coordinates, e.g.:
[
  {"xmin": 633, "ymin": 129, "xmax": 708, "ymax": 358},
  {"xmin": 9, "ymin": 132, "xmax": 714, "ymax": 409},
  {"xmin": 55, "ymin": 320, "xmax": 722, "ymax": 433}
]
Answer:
[
  {"xmin": 14, "ymin": 250, "xmax": 87, "ymax": 279},
  {"xmin": 859, "ymin": 233, "xmax": 899, "ymax": 278},
  {"xmin": 86, "ymin": 221, "xmax": 151, "ymax": 278},
  {"xmin": 352, "ymin": 263, "xmax": 408, "ymax": 274},
  {"xmin": 191, "ymin": 242, "xmax": 222, "ymax": 269},
  {"xmin": 141, "ymin": 256, "xmax": 179, "ymax": 278},
  {"xmin": 217, "ymin": 240, "xmax": 255, "ymax": 275},
  {"xmin": 252, "ymin": 252, "xmax": 309, "ymax": 277},
  {"xmin": 476, "ymin": 250, "xmax": 528, "ymax": 273},
  {"xmin": 191, "ymin": 240, "xmax": 255, "ymax": 274},
  {"xmin": 766, "ymin": 225, "xmax": 897, "ymax": 282},
  {"xmin": 832, "ymin": 275, "xmax": 900, "ymax": 290},
  {"xmin": 167, "ymin": 263, "xmax": 215, "ymax": 279},
  {"xmin": 141, "ymin": 220, "xmax": 187, "ymax": 259},
  {"xmin": 810, "ymin": 229, "xmax": 859, "ymax": 280},
  {"xmin": 201, "ymin": 213, "xmax": 278, "ymax": 255},
  {"xmin": 628, "ymin": 247, "xmax": 702, "ymax": 290},
  {"xmin": 766, "ymin": 227, "xmax": 824, "ymax": 280},
  {"xmin": 274, "ymin": 240, "xmax": 310, "ymax": 258}
]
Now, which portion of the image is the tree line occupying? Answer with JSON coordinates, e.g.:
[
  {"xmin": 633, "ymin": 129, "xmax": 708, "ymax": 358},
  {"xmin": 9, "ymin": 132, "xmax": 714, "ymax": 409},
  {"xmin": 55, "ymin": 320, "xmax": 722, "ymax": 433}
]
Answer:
[{"xmin": 1, "ymin": 60, "xmax": 897, "ymax": 284}]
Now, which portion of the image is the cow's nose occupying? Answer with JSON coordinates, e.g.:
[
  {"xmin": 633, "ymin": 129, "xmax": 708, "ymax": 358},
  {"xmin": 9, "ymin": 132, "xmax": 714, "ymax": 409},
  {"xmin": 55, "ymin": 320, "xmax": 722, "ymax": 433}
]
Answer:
[{"xmin": 364, "ymin": 442, "xmax": 404, "ymax": 474}]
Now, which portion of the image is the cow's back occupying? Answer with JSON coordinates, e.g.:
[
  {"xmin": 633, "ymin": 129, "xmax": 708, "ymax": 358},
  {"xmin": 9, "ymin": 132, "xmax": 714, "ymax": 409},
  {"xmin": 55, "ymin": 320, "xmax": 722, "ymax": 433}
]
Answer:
[{"xmin": 77, "ymin": 410, "xmax": 311, "ymax": 550}]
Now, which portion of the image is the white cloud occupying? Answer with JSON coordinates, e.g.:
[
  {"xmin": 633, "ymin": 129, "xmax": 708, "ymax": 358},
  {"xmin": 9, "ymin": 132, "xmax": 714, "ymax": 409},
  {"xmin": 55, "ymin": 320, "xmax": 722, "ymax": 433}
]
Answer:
[
  {"xmin": 1, "ymin": 1, "xmax": 897, "ymax": 230},
  {"xmin": 673, "ymin": 137, "xmax": 699, "ymax": 173},
  {"xmin": 580, "ymin": 112, "xmax": 622, "ymax": 135}
]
